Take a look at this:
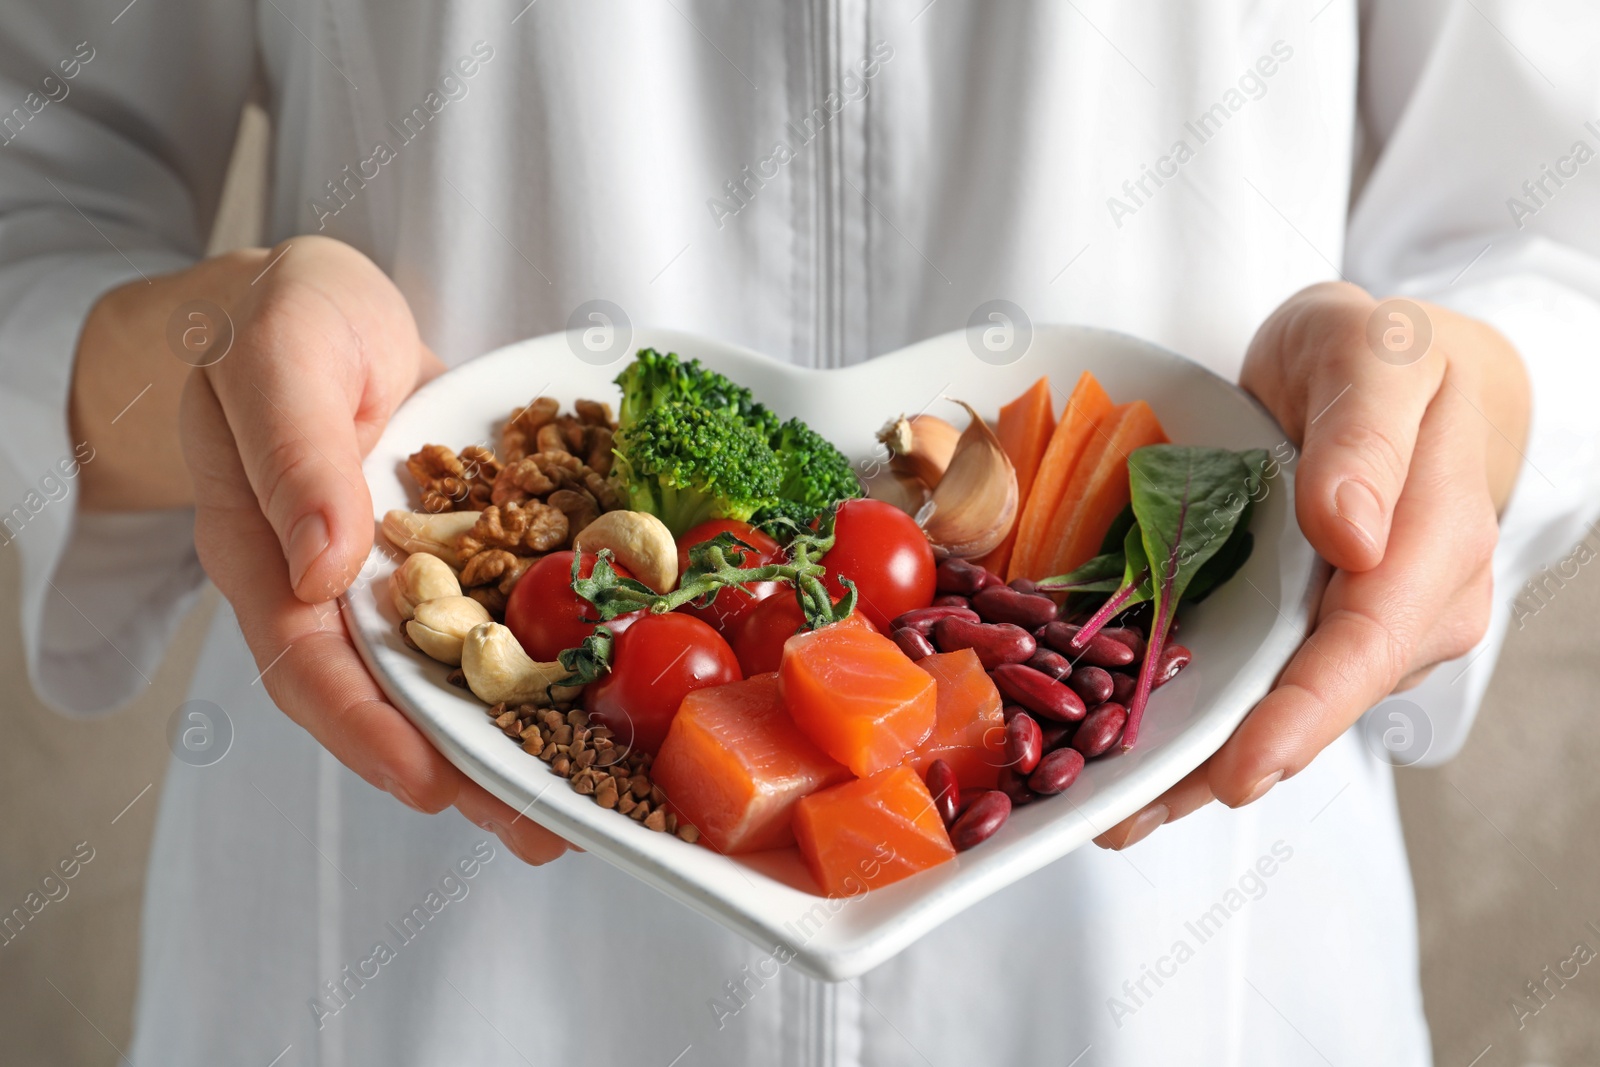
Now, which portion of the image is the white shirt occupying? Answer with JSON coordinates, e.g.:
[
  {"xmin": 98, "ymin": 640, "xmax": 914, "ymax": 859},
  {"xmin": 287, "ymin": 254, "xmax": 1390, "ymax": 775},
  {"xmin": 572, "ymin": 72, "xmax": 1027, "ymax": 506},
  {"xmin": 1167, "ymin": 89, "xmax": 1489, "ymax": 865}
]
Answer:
[{"xmin": 3, "ymin": 1, "xmax": 1599, "ymax": 1064}]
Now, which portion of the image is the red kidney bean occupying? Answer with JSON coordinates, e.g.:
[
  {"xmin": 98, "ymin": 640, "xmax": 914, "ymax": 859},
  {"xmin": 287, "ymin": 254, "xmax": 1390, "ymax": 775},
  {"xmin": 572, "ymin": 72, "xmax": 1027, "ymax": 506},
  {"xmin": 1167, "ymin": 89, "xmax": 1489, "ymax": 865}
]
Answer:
[
  {"xmin": 892, "ymin": 605, "xmax": 980, "ymax": 636},
  {"xmin": 1099, "ymin": 626, "xmax": 1146, "ymax": 661},
  {"xmin": 1008, "ymin": 577, "xmax": 1039, "ymax": 595},
  {"xmin": 891, "ymin": 627, "xmax": 935, "ymax": 661},
  {"xmin": 1028, "ymin": 747, "xmax": 1086, "ymax": 795},
  {"xmin": 997, "ymin": 767, "xmax": 1036, "ymax": 807},
  {"xmin": 1001, "ymin": 703, "xmax": 1029, "ymax": 723},
  {"xmin": 1072, "ymin": 702, "xmax": 1128, "ymax": 758},
  {"xmin": 1109, "ymin": 671, "xmax": 1136, "ymax": 705},
  {"xmin": 1067, "ymin": 665, "xmax": 1113, "ymax": 706},
  {"xmin": 1034, "ymin": 620, "xmax": 1077, "ymax": 648},
  {"xmin": 933, "ymin": 617, "xmax": 1035, "ymax": 669},
  {"xmin": 1035, "ymin": 621, "xmax": 1137, "ymax": 669},
  {"xmin": 972, "ymin": 586, "xmax": 1058, "ymax": 629},
  {"xmin": 925, "ymin": 759, "xmax": 960, "ymax": 826},
  {"xmin": 933, "ymin": 594, "xmax": 972, "ymax": 608},
  {"xmin": 948, "ymin": 790, "xmax": 1011, "ymax": 850},
  {"xmin": 1026, "ymin": 648, "xmax": 1073, "ymax": 682},
  {"xmin": 1004, "ymin": 713, "xmax": 1043, "ymax": 774},
  {"xmin": 991, "ymin": 663, "xmax": 1087, "ymax": 722},
  {"xmin": 935, "ymin": 558, "xmax": 998, "ymax": 596},
  {"xmin": 1154, "ymin": 644, "xmax": 1193, "ymax": 687},
  {"xmin": 1039, "ymin": 721, "xmax": 1074, "ymax": 753}
]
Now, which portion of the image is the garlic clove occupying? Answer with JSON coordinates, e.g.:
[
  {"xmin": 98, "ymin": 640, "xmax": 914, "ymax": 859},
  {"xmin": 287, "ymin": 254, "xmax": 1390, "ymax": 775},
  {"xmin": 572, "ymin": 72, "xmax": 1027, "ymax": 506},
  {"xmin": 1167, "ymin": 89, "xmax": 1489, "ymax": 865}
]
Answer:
[
  {"xmin": 381, "ymin": 509, "xmax": 481, "ymax": 569},
  {"xmin": 460, "ymin": 622, "xmax": 582, "ymax": 706},
  {"xmin": 405, "ymin": 596, "xmax": 492, "ymax": 665},
  {"xmin": 864, "ymin": 467, "xmax": 932, "ymax": 517},
  {"xmin": 919, "ymin": 400, "xmax": 1018, "ymax": 559},
  {"xmin": 877, "ymin": 414, "xmax": 960, "ymax": 488},
  {"xmin": 390, "ymin": 552, "xmax": 463, "ymax": 620}
]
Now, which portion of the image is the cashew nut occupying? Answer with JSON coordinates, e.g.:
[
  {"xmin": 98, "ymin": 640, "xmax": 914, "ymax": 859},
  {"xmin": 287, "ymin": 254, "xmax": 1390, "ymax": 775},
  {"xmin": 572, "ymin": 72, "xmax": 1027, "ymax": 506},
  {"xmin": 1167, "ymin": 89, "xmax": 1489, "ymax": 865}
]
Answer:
[
  {"xmin": 381, "ymin": 509, "xmax": 482, "ymax": 568},
  {"xmin": 405, "ymin": 596, "xmax": 491, "ymax": 665},
  {"xmin": 460, "ymin": 622, "xmax": 582, "ymax": 706},
  {"xmin": 390, "ymin": 552, "xmax": 463, "ymax": 620},
  {"xmin": 572, "ymin": 509, "xmax": 678, "ymax": 594}
]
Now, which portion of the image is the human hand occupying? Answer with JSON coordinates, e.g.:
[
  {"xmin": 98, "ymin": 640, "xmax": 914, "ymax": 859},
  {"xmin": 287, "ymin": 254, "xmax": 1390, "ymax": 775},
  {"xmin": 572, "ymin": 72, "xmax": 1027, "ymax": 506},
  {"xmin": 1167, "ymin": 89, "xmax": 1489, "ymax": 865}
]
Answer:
[
  {"xmin": 168, "ymin": 235, "xmax": 571, "ymax": 865},
  {"xmin": 1095, "ymin": 281, "xmax": 1531, "ymax": 849}
]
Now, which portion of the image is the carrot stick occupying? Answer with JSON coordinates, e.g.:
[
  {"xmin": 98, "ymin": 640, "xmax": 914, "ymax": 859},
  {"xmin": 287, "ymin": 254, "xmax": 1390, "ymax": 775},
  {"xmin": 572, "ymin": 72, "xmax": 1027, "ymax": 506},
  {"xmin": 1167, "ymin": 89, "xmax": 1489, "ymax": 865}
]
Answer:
[
  {"xmin": 1006, "ymin": 372, "xmax": 1113, "ymax": 581},
  {"xmin": 977, "ymin": 377, "xmax": 1055, "ymax": 574},
  {"xmin": 1038, "ymin": 400, "xmax": 1168, "ymax": 578}
]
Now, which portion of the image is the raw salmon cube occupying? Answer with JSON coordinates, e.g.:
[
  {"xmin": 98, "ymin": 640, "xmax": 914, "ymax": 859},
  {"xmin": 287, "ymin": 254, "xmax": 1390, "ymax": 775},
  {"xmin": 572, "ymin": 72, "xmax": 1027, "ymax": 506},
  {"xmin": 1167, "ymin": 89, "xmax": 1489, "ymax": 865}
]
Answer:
[
  {"xmin": 653, "ymin": 674, "xmax": 851, "ymax": 854},
  {"xmin": 906, "ymin": 649, "xmax": 1007, "ymax": 789},
  {"xmin": 792, "ymin": 767, "xmax": 957, "ymax": 897},
  {"xmin": 779, "ymin": 623, "xmax": 936, "ymax": 777}
]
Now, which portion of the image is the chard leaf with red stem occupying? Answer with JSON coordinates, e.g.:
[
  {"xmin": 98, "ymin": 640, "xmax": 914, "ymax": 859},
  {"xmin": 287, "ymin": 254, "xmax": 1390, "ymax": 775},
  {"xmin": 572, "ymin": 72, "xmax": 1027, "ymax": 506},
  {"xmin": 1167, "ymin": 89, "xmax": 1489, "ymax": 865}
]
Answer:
[
  {"xmin": 1069, "ymin": 523, "xmax": 1153, "ymax": 642},
  {"xmin": 1121, "ymin": 446, "xmax": 1266, "ymax": 751}
]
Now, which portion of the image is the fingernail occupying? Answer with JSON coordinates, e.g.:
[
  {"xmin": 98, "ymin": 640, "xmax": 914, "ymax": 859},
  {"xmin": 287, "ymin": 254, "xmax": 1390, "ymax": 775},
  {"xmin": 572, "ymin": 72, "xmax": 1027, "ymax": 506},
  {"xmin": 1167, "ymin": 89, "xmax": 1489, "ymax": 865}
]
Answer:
[
  {"xmin": 1118, "ymin": 804, "xmax": 1168, "ymax": 849},
  {"xmin": 1240, "ymin": 770, "xmax": 1283, "ymax": 806},
  {"xmin": 488, "ymin": 825, "xmax": 546, "ymax": 866},
  {"xmin": 381, "ymin": 777, "xmax": 425, "ymax": 813},
  {"xmin": 1334, "ymin": 480, "xmax": 1383, "ymax": 549},
  {"xmin": 286, "ymin": 512, "xmax": 329, "ymax": 589}
]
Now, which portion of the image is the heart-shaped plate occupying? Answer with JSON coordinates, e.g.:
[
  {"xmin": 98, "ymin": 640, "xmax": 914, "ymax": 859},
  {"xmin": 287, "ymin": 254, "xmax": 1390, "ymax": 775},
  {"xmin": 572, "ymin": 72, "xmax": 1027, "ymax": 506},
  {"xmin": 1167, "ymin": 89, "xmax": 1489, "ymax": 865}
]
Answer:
[{"xmin": 344, "ymin": 325, "xmax": 1319, "ymax": 980}]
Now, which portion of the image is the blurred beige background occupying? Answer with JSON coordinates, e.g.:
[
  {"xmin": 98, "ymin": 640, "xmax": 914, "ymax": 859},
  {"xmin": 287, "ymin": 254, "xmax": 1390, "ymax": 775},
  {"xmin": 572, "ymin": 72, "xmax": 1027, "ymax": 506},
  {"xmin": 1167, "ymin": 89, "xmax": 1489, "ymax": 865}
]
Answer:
[{"xmin": 2, "ymin": 104, "xmax": 1596, "ymax": 1066}]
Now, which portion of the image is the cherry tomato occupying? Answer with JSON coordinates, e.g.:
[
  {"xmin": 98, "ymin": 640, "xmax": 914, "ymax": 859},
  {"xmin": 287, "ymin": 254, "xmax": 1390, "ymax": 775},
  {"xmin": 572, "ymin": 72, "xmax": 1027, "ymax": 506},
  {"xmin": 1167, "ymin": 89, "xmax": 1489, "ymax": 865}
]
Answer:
[
  {"xmin": 820, "ymin": 498, "xmax": 936, "ymax": 631},
  {"xmin": 673, "ymin": 519, "xmax": 786, "ymax": 633},
  {"xmin": 504, "ymin": 550, "xmax": 637, "ymax": 663},
  {"xmin": 728, "ymin": 591, "xmax": 876, "ymax": 676},
  {"xmin": 586, "ymin": 613, "xmax": 741, "ymax": 755},
  {"xmin": 728, "ymin": 592, "xmax": 805, "ymax": 676}
]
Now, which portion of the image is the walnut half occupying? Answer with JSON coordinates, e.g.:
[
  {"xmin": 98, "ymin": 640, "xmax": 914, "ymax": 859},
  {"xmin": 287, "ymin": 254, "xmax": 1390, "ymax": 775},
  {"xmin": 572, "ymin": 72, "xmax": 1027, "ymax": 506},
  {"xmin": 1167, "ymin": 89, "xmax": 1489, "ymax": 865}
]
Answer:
[{"xmin": 457, "ymin": 502, "xmax": 569, "ymax": 559}]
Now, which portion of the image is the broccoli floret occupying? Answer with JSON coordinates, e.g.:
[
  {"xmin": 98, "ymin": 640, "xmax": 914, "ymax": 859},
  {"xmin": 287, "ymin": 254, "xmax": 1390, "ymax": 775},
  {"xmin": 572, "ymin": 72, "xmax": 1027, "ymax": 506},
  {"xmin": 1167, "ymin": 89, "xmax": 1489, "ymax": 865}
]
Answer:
[
  {"xmin": 614, "ymin": 348, "xmax": 779, "ymax": 439},
  {"xmin": 611, "ymin": 401, "xmax": 783, "ymax": 536},
  {"xmin": 609, "ymin": 349, "xmax": 861, "ymax": 538},
  {"xmin": 750, "ymin": 418, "xmax": 863, "ymax": 532}
]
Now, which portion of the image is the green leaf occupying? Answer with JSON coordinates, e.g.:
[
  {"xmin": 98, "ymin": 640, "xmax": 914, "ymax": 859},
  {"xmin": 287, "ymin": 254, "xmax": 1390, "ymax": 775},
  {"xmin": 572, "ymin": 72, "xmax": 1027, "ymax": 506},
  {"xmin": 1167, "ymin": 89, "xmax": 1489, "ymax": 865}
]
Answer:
[
  {"xmin": 1119, "ymin": 523, "xmax": 1153, "ymax": 605},
  {"xmin": 1123, "ymin": 445, "xmax": 1265, "ymax": 751},
  {"xmin": 1036, "ymin": 549, "xmax": 1126, "ymax": 594},
  {"xmin": 1132, "ymin": 445, "xmax": 1262, "ymax": 607},
  {"xmin": 1098, "ymin": 503, "xmax": 1136, "ymax": 555},
  {"xmin": 1037, "ymin": 509, "xmax": 1148, "ymax": 596},
  {"xmin": 1070, "ymin": 522, "xmax": 1155, "ymax": 643},
  {"xmin": 1184, "ymin": 527, "xmax": 1254, "ymax": 604}
]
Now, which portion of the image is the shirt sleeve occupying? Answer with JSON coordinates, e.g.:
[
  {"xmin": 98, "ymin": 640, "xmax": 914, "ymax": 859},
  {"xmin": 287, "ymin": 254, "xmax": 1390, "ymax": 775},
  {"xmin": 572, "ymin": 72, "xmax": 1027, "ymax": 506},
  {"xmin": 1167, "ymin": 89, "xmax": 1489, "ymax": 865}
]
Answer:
[
  {"xmin": 0, "ymin": 3, "xmax": 255, "ymax": 714},
  {"xmin": 1346, "ymin": 0, "xmax": 1600, "ymax": 763}
]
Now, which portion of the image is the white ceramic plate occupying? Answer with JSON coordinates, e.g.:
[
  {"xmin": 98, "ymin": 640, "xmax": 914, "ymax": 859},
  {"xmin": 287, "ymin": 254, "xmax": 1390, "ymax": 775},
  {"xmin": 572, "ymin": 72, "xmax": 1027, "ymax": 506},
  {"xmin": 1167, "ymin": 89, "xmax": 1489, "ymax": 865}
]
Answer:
[{"xmin": 345, "ymin": 325, "xmax": 1319, "ymax": 980}]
